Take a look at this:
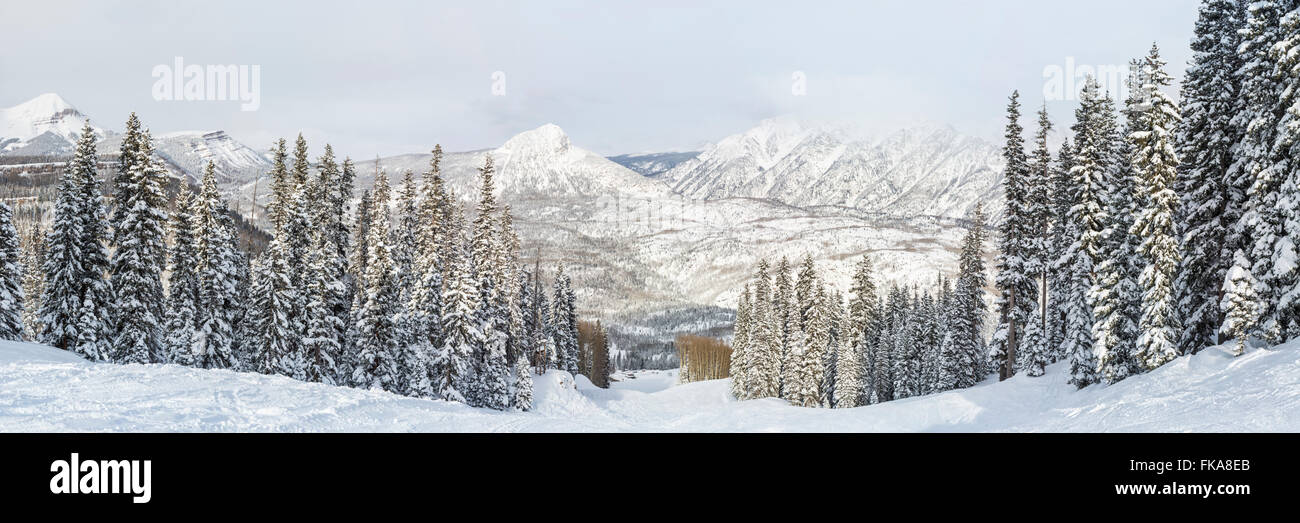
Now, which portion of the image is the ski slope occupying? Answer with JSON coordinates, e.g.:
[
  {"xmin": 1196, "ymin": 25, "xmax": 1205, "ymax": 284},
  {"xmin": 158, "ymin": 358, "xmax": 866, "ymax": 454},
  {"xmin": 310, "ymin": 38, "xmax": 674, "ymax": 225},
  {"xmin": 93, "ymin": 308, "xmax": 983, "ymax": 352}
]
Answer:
[{"xmin": 0, "ymin": 339, "xmax": 1297, "ymax": 432}]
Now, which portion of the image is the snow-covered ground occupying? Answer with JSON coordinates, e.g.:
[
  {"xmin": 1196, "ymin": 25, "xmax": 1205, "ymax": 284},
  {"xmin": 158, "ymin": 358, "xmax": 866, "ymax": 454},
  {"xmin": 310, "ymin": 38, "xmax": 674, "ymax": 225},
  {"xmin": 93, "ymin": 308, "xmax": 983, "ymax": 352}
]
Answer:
[{"xmin": 1, "ymin": 339, "xmax": 1297, "ymax": 432}]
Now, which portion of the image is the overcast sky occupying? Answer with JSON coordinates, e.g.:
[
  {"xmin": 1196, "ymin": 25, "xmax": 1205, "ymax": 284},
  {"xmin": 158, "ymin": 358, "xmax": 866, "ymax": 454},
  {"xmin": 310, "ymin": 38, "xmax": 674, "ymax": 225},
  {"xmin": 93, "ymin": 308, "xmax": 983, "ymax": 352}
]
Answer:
[{"xmin": 0, "ymin": 0, "xmax": 1199, "ymax": 159}]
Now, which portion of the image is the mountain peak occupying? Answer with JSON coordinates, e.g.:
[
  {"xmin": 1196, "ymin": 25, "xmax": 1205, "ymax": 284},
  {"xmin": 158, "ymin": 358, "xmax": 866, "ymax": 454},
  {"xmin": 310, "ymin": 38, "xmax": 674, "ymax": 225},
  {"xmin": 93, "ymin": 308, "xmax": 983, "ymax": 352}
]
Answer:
[
  {"xmin": 4, "ymin": 93, "xmax": 79, "ymax": 120},
  {"xmin": 499, "ymin": 123, "xmax": 572, "ymax": 158},
  {"xmin": 1, "ymin": 93, "xmax": 93, "ymax": 154}
]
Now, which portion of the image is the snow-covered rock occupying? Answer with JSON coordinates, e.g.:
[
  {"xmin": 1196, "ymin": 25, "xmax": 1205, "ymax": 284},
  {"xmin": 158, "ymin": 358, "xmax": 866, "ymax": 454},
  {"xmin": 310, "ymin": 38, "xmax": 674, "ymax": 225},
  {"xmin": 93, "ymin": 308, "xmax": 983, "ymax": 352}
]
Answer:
[{"xmin": 0, "ymin": 93, "xmax": 102, "ymax": 155}]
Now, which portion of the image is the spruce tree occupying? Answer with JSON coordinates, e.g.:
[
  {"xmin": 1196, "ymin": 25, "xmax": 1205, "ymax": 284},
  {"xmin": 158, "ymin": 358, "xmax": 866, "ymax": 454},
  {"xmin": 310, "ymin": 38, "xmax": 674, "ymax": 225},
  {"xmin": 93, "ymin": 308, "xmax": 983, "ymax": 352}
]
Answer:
[
  {"xmin": 939, "ymin": 204, "xmax": 988, "ymax": 391},
  {"xmin": 163, "ymin": 184, "xmax": 200, "ymax": 364},
  {"xmin": 1233, "ymin": 1, "xmax": 1287, "ymax": 342},
  {"xmin": 0, "ymin": 202, "xmax": 25, "ymax": 340},
  {"xmin": 109, "ymin": 114, "xmax": 169, "ymax": 364},
  {"xmin": 1268, "ymin": 4, "xmax": 1300, "ymax": 337},
  {"xmin": 42, "ymin": 121, "xmax": 104, "ymax": 353},
  {"xmin": 20, "ymin": 225, "xmax": 45, "ymax": 341},
  {"xmin": 352, "ymin": 167, "xmax": 402, "ymax": 392},
  {"xmin": 730, "ymin": 284, "xmax": 752, "ymax": 399},
  {"xmin": 1062, "ymin": 79, "xmax": 1114, "ymax": 388},
  {"xmin": 437, "ymin": 221, "xmax": 480, "ymax": 403},
  {"xmin": 512, "ymin": 352, "xmax": 534, "ymax": 411},
  {"xmin": 1018, "ymin": 104, "xmax": 1055, "ymax": 377},
  {"xmin": 750, "ymin": 259, "xmax": 780, "ymax": 398},
  {"xmin": 989, "ymin": 91, "xmax": 1036, "ymax": 380},
  {"xmin": 1175, "ymin": 0, "xmax": 1246, "ymax": 354},
  {"xmin": 1130, "ymin": 44, "xmax": 1183, "ymax": 371},
  {"xmin": 1222, "ymin": 250, "xmax": 1263, "ymax": 356}
]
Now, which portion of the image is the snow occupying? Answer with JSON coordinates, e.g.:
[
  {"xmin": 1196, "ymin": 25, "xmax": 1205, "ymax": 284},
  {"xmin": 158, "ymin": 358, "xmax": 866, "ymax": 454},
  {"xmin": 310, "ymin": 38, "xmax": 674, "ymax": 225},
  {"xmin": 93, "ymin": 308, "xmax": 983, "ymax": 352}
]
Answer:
[
  {"xmin": 0, "ymin": 93, "xmax": 97, "ymax": 153},
  {"xmin": 2, "ymin": 338, "xmax": 1297, "ymax": 432}
]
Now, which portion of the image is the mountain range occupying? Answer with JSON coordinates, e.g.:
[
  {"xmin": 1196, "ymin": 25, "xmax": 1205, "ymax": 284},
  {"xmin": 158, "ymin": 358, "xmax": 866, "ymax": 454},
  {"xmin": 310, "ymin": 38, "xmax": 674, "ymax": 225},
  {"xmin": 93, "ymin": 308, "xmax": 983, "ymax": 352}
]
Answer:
[{"xmin": 0, "ymin": 93, "xmax": 1005, "ymax": 328}]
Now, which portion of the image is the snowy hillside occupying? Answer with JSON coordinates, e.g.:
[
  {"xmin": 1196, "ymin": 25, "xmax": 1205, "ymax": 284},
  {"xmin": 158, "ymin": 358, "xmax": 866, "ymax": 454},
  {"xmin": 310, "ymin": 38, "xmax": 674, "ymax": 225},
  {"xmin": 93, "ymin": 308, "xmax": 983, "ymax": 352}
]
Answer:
[
  {"xmin": 2, "ymin": 339, "xmax": 1295, "ymax": 432},
  {"xmin": 347, "ymin": 125, "xmax": 988, "ymax": 318},
  {"xmin": 0, "ymin": 93, "xmax": 102, "ymax": 155},
  {"xmin": 664, "ymin": 118, "xmax": 1005, "ymax": 220}
]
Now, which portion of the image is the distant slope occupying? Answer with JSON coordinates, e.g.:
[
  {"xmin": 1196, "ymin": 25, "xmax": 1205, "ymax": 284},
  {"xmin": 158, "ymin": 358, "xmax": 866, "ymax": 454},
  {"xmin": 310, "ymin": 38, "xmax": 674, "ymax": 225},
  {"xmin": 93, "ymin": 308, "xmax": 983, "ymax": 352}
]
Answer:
[
  {"xmin": 663, "ymin": 118, "xmax": 1004, "ymax": 220},
  {"xmin": 607, "ymin": 151, "xmax": 700, "ymax": 178},
  {"xmin": 2, "ymin": 339, "xmax": 1295, "ymax": 432}
]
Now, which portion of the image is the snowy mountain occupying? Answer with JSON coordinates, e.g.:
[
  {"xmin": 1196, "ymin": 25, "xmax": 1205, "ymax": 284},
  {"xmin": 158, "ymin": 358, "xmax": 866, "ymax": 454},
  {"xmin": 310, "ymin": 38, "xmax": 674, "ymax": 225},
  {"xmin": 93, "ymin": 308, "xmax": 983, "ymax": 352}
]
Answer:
[
  {"xmin": 0, "ymin": 93, "xmax": 103, "ymax": 155},
  {"xmin": 3, "ymin": 338, "xmax": 1294, "ymax": 432},
  {"xmin": 346, "ymin": 124, "xmax": 989, "ymax": 320},
  {"xmin": 153, "ymin": 130, "xmax": 272, "ymax": 185},
  {"xmin": 0, "ymin": 93, "xmax": 272, "ymax": 219},
  {"xmin": 607, "ymin": 151, "xmax": 700, "ymax": 178},
  {"xmin": 663, "ymin": 118, "xmax": 1005, "ymax": 220}
]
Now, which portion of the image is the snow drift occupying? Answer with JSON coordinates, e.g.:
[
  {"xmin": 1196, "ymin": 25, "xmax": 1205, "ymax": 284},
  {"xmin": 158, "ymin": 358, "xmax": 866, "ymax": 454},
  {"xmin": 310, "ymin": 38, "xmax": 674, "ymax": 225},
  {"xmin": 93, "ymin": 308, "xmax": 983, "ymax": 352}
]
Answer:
[{"xmin": 0, "ymin": 339, "xmax": 1296, "ymax": 432}]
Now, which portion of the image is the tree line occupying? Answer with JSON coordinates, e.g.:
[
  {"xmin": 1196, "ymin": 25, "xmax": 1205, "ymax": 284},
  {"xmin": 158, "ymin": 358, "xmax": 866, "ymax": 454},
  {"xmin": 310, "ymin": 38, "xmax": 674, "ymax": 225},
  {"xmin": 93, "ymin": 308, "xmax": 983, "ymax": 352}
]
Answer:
[
  {"xmin": 2, "ymin": 114, "xmax": 595, "ymax": 412},
  {"xmin": 728, "ymin": 207, "xmax": 989, "ymax": 408},
  {"xmin": 729, "ymin": 0, "xmax": 1300, "ymax": 407}
]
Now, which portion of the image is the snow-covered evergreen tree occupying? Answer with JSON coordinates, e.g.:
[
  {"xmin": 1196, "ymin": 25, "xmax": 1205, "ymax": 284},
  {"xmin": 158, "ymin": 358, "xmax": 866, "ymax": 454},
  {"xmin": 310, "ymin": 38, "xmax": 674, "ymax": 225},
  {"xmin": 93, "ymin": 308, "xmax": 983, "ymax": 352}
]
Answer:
[
  {"xmin": 437, "ymin": 219, "xmax": 480, "ymax": 403},
  {"xmin": 1018, "ymin": 104, "xmax": 1055, "ymax": 377},
  {"xmin": 836, "ymin": 326, "xmax": 862, "ymax": 408},
  {"xmin": 1267, "ymin": 4, "xmax": 1300, "ymax": 338},
  {"xmin": 730, "ymin": 283, "xmax": 752, "ymax": 399},
  {"xmin": 939, "ymin": 205, "xmax": 988, "ymax": 391},
  {"xmin": 162, "ymin": 183, "xmax": 200, "ymax": 364},
  {"xmin": 989, "ymin": 91, "xmax": 1036, "ymax": 380},
  {"xmin": 108, "ymin": 114, "xmax": 169, "ymax": 364},
  {"xmin": 1062, "ymin": 79, "xmax": 1114, "ymax": 388},
  {"xmin": 352, "ymin": 167, "xmax": 402, "ymax": 392},
  {"xmin": 42, "ymin": 121, "xmax": 101, "ymax": 352},
  {"xmin": 0, "ymin": 202, "xmax": 25, "ymax": 340},
  {"xmin": 1175, "ymin": 0, "xmax": 1246, "ymax": 354},
  {"xmin": 511, "ymin": 352, "xmax": 533, "ymax": 411},
  {"xmin": 1129, "ymin": 44, "xmax": 1183, "ymax": 371},
  {"xmin": 20, "ymin": 225, "xmax": 45, "ymax": 341},
  {"xmin": 749, "ymin": 260, "xmax": 780, "ymax": 399},
  {"xmin": 1222, "ymin": 249, "xmax": 1263, "ymax": 356},
  {"xmin": 1232, "ymin": 1, "xmax": 1287, "ymax": 343},
  {"xmin": 1047, "ymin": 138, "xmax": 1076, "ymax": 359}
]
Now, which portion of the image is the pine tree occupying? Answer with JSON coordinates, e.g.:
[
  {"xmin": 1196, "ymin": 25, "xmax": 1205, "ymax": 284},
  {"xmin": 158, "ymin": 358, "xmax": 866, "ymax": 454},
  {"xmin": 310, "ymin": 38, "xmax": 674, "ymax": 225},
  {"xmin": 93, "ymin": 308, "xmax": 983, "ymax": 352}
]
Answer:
[
  {"xmin": 1222, "ymin": 250, "xmax": 1263, "ymax": 356},
  {"xmin": 749, "ymin": 259, "xmax": 780, "ymax": 399},
  {"xmin": 730, "ymin": 283, "xmax": 752, "ymax": 399},
  {"xmin": 511, "ymin": 351, "xmax": 534, "ymax": 411},
  {"xmin": 189, "ymin": 162, "xmax": 241, "ymax": 370},
  {"xmin": 1018, "ymin": 104, "xmax": 1055, "ymax": 377},
  {"xmin": 1229, "ymin": 0, "xmax": 1286, "ymax": 342},
  {"xmin": 163, "ymin": 184, "xmax": 200, "ymax": 364},
  {"xmin": 255, "ymin": 242, "xmax": 298, "ymax": 376},
  {"xmin": 352, "ymin": 167, "xmax": 402, "ymax": 392},
  {"xmin": 109, "ymin": 114, "xmax": 169, "ymax": 364},
  {"xmin": 1092, "ymin": 65, "xmax": 1147, "ymax": 384},
  {"xmin": 836, "ymin": 325, "xmax": 862, "ymax": 408},
  {"xmin": 1130, "ymin": 44, "xmax": 1183, "ymax": 371},
  {"xmin": 939, "ymin": 204, "xmax": 988, "ymax": 391},
  {"xmin": 302, "ymin": 228, "xmax": 343, "ymax": 385},
  {"xmin": 989, "ymin": 91, "xmax": 1036, "ymax": 380},
  {"xmin": 846, "ymin": 255, "xmax": 879, "ymax": 404},
  {"xmin": 437, "ymin": 221, "xmax": 480, "ymax": 403},
  {"xmin": 1175, "ymin": 0, "xmax": 1246, "ymax": 354},
  {"xmin": 1268, "ymin": 4, "xmax": 1300, "ymax": 338},
  {"xmin": 409, "ymin": 148, "xmax": 449, "ymax": 394},
  {"xmin": 20, "ymin": 225, "xmax": 45, "ymax": 342},
  {"xmin": 0, "ymin": 202, "xmax": 25, "ymax": 340},
  {"xmin": 42, "ymin": 121, "xmax": 99, "ymax": 351},
  {"xmin": 1047, "ymin": 138, "xmax": 1077, "ymax": 359},
  {"xmin": 1062, "ymin": 79, "xmax": 1115, "ymax": 388}
]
